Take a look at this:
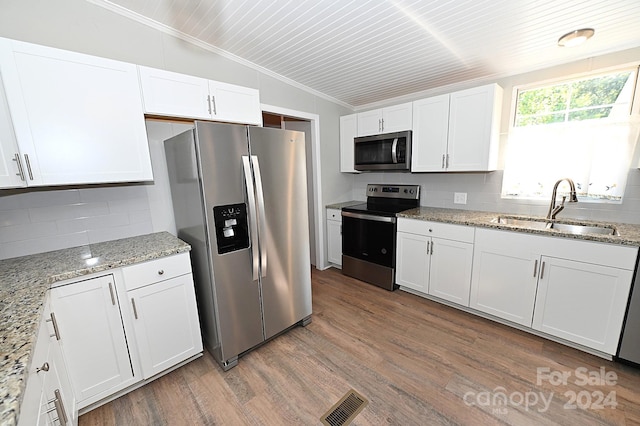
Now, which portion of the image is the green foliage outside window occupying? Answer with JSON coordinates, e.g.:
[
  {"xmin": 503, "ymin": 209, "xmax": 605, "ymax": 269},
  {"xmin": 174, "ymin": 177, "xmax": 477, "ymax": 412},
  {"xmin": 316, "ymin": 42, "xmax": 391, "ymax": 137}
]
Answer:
[{"xmin": 515, "ymin": 72, "xmax": 632, "ymax": 127}]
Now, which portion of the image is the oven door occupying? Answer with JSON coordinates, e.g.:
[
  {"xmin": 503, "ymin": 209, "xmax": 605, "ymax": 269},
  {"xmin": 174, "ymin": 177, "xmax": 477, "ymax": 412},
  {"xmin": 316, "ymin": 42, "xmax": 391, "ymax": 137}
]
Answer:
[{"xmin": 341, "ymin": 211, "xmax": 396, "ymax": 267}]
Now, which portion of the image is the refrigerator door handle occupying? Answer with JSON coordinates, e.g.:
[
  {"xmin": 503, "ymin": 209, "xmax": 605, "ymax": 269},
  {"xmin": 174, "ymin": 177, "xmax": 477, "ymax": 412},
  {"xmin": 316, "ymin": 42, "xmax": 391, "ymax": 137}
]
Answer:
[
  {"xmin": 251, "ymin": 155, "xmax": 267, "ymax": 277},
  {"xmin": 242, "ymin": 156, "xmax": 260, "ymax": 281},
  {"xmin": 251, "ymin": 155, "xmax": 268, "ymax": 278}
]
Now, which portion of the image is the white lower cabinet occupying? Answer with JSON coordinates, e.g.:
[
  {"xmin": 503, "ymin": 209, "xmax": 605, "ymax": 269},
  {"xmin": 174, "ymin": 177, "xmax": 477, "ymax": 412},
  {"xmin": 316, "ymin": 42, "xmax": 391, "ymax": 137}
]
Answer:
[
  {"xmin": 532, "ymin": 257, "xmax": 633, "ymax": 354},
  {"xmin": 19, "ymin": 294, "xmax": 76, "ymax": 426},
  {"xmin": 123, "ymin": 255, "xmax": 202, "ymax": 379},
  {"xmin": 45, "ymin": 252, "xmax": 202, "ymax": 414},
  {"xmin": 469, "ymin": 229, "xmax": 539, "ymax": 326},
  {"xmin": 50, "ymin": 274, "xmax": 134, "ymax": 408},
  {"xmin": 396, "ymin": 218, "xmax": 474, "ymax": 306},
  {"xmin": 470, "ymin": 227, "xmax": 637, "ymax": 354},
  {"xmin": 326, "ymin": 208, "xmax": 343, "ymax": 266}
]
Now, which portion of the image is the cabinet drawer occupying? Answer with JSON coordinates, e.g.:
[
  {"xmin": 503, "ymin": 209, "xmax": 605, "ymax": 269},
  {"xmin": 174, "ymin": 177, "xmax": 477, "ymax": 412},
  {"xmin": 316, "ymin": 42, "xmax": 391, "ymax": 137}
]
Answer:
[
  {"xmin": 397, "ymin": 218, "xmax": 474, "ymax": 243},
  {"xmin": 122, "ymin": 252, "xmax": 192, "ymax": 291},
  {"xmin": 327, "ymin": 208, "xmax": 341, "ymax": 221}
]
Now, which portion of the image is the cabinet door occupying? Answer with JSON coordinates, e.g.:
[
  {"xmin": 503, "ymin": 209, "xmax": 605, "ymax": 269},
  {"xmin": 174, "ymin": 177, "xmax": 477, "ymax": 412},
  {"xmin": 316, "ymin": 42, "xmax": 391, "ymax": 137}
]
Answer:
[
  {"xmin": 0, "ymin": 38, "xmax": 152, "ymax": 185},
  {"xmin": 381, "ymin": 102, "xmax": 412, "ymax": 133},
  {"xmin": 429, "ymin": 238, "xmax": 473, "ymax": 306},
  {"xmin": 327, "ymin": 218, "xmax": 342, "ymax": 266},
  {"xmin": 396, "ymin": 231, "xmax": 430, "ymax": 293},
  {"xmin": 339, "ymin": 114, "xmax": 359, "ymax": 173},
  {"xmin": 357, "ymin": 109, "xmax": 382, "ymax": 136},
  {"xmin": 208, "ymin": 80, "xmax": 261, "ymax": 125},
  {"xmin": 0, "ymin": 71, "xmax": 25, "ymax": 188},
  {"xmin": 128, "ymin": 274, "xmax": 202, "ymax": 379},
  {"xmin": 447, "ymin": 84, "xmax": 501, "ymax": 171},
  {"xmin": 532, "ymin": 257, "xmax": 633, "ymax": 354},
  {"xmin": 470, "ymin": 229, "xmax": 539, "ymax": 326},
  {"xmin": 50, "ymin": 275, "xmax": 134, "ymax": 406},
  {"xmin": 411, "ymin": 94, "xmax": 450, "ymax": 172},
  {"xmin": 138, "ymin": 66, "xmax": 211, "ymax": 120}
]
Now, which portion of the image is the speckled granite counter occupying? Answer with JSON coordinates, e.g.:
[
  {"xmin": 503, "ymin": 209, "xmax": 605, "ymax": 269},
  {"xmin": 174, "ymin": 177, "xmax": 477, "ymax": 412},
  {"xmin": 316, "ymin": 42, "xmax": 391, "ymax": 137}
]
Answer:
[
  {"xmin": 0, "ymin": 232, "xmax": 190, "ymax": 426},
  {"xmin": 326, "ymin": 200, "xmax": 363, "ymax": 210},
  {"xmin": 398, "ymin": 207, "xmax": 640, "ymax": 246}
]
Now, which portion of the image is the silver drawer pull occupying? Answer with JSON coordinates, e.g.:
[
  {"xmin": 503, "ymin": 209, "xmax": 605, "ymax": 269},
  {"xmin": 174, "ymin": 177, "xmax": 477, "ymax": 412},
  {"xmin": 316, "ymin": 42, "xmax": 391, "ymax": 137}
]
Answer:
[
  {"xmin": 132, "ymin": 298, "xmax": 139, "ymax": 319},
  {"xmin": 36, "ymin": 362, "xmax": 49, "ymax": 373},
  {"xmin": 533, "ymin": 259, "xmax": 538, "ymax": 277},
  {"xmin": 158, "ymin": 269, "xmax": 164, "ymax": 275},
  {"xmin": 47, "ymin": 312, "xmax": 61, "ymax": 340}
]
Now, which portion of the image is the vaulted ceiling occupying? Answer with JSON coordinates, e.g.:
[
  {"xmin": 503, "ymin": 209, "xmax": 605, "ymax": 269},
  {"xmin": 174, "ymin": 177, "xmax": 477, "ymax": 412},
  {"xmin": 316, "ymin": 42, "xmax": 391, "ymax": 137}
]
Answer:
[{"xmin": 92, "ymin": 0, "xmax": 640, "ymax": 108}]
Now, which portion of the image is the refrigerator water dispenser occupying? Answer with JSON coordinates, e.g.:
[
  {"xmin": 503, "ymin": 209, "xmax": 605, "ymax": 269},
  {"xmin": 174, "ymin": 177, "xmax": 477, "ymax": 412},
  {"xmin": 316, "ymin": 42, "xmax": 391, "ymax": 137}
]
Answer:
[{"xmin": 213, "ymin": 203, "xmax": 250, "ymax": 254}]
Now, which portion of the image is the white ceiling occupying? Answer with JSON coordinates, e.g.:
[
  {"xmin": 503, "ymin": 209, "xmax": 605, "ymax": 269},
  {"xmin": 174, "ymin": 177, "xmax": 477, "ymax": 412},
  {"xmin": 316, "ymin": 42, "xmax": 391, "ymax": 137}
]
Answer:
[{"xmin": 93, "ymin": 0, "xmax": 640, "ymax": 108}]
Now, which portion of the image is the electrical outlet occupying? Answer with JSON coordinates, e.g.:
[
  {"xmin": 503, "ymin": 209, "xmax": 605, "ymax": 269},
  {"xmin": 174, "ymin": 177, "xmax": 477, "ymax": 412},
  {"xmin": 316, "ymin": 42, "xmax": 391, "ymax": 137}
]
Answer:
[{"xmin": 454, "ymin": 192, "xmax": 467, "ymax": 204}]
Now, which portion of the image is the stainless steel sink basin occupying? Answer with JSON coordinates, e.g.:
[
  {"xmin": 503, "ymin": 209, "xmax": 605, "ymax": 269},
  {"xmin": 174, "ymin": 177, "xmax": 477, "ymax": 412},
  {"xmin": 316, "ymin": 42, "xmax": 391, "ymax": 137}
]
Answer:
[
  {"xmin": 548, "ymin": 222, "xmax": 618, "ymax": 236},
  {"xmin": 492, "ymin": 216, "xmax": 619, "ymax": 236},
  {"xmin": 493, "ymin": 217, "xmax": 549, "ymax": 230}
]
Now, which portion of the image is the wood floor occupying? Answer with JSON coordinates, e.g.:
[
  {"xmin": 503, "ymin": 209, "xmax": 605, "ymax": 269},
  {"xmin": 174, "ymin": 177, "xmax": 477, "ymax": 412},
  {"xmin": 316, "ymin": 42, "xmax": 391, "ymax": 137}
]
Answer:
[{"xmin": 79, "ymin": 267, "xmax": 640, "ymax": 425}]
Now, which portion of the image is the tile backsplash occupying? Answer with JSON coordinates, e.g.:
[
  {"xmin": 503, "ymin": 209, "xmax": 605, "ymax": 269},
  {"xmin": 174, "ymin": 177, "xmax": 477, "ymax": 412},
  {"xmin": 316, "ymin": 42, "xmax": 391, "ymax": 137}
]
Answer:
[
  {"xmin": 353, "ymin": 169, "xmax": 640, "ymax": 225},
  {"xmin": 0, "ymin": 185, "xmax": 154, "ymax": 260}
]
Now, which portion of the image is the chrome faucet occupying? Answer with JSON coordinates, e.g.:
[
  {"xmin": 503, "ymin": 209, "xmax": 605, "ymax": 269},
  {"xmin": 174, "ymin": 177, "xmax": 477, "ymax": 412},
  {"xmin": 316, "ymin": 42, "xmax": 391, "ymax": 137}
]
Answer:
[{"xmin": 546, "ymin": 178, "xmax": 578, "ymax": 220}]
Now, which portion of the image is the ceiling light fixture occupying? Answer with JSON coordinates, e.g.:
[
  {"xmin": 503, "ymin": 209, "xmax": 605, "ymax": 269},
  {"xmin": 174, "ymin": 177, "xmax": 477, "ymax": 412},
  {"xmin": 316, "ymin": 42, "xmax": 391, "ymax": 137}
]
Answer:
[{"xmin": 557, "ymin": 28, "xmax": 595, "ymax": 47}]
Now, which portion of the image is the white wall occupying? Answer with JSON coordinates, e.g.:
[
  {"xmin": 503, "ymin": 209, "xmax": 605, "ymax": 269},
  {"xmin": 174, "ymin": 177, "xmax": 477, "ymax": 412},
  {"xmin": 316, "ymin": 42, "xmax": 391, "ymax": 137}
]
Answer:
[{"xmin": 0, "ymin": 0, "xmax": 353, "ymax": 260}]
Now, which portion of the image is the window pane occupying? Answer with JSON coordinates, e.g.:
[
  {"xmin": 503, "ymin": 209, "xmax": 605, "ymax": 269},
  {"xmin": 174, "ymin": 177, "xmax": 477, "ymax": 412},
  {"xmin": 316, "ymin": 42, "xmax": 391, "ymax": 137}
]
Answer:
[
  {"xmin": 517, "ymin": 86, "xmax": 567, "ymax": 117},
  {"xmin": 516, "ymin": 113, "xmax": 565, "ymax": 126},
  {"xmin": 569, "ymin": 72, "xmax": 632, "ymax": 109},
  {"xmin": 568, "ymin": 107, "xmax": 612, "ymax": 121}
]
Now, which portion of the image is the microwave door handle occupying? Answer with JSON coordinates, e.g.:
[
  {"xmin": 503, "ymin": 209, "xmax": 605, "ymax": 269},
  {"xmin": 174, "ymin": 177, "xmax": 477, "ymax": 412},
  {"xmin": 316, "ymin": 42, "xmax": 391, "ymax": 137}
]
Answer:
[
  {"xmin": 391, "ymin": 138, "xmax": 398, "ymax": 163},
  {"xmin": 242, "ymin": 156, "xmax": 260, "ymax": 281},
  {"xmin": 251, "ymin": 155, "xmax": 268, "ymax": 279}
]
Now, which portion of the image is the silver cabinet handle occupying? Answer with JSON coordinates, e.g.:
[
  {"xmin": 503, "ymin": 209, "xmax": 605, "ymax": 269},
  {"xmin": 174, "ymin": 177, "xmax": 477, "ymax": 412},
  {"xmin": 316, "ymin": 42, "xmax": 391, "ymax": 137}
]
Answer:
[
  {"xmin": 378, "ymin": 118, "xmax": 382, "ymax": 133},
  {"xmin": 207, "ymin": 95, "xmax": 212, "ymax": 115},
  {"xmin": 426, "ymin": 241, "xmax": 430, "ymax": 256},
  {"xmin": 13, "ymin": 153, "xmax": 25, "ymax": 181},
  {"xmin": 131, "ymin": 298, "xmax": 139, "ymax": 319},
  {"xmin": 108, "ymin": 282, "xmax": 116, "ymax": 306},
  {"xmin": 533, "ymin": 259, "xmax": 538, "ymax": 277},
  {"xmin": 36, "ymin": 362, "xmax": 49, "ymax": 373},
  {"xmin": 430, "ymin": 240, "xmax": 434, "ymax": 255},
  {"xmin": 47, "ymin": 312, "xmax": 61, "ymax": 340},
  {"xmin": 158, "ymin": 269, "xmax": 164, "ymax": 275},
  {"xmin": 24, "ymin": 154, "xmax": 33, "ymax": 180},
  {"xmin": 446, "ymin": 154, "xmax": 450, "ymax": 168},
  {"xmin": 54, "ymin": 389, "xmax": 68, "ymax": 426},
  {"xmin": 211, "ymin": 95, "xmax": 217, "ymax": 115},
  {"xmin": 381, "ymin": 118, "xmax": 384, "ymax": 132},
  {"xmin": 442, "ymin": 154, "xmax": 445, "ymax": 169},
  {"xmin": 340, "ymin": 224, "xmax": 342, "ymax": 235},
  {"xmin": 540, "ymin": 261, "xmax": 546, "ymax": 279}
]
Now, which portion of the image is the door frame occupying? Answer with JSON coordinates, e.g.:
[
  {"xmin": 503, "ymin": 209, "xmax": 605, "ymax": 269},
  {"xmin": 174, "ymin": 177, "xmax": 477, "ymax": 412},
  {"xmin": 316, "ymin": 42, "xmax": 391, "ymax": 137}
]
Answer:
[{"xmin": 260, "ymin": 104, "xmax": 325, "ymax": 268}]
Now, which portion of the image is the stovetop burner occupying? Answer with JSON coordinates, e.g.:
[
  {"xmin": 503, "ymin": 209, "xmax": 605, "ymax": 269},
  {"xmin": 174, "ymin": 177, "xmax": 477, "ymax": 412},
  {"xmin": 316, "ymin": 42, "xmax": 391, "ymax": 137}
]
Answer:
[{"xmin": 342, "ymin": 184, "xmax": 420, "ymax": 217}]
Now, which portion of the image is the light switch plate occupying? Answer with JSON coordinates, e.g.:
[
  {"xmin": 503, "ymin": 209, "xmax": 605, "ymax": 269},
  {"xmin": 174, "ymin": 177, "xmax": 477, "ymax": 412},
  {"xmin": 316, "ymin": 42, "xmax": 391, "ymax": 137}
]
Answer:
[{"xmin": 454, "ymin": 192, "xmax": 467, "ymax": 204}]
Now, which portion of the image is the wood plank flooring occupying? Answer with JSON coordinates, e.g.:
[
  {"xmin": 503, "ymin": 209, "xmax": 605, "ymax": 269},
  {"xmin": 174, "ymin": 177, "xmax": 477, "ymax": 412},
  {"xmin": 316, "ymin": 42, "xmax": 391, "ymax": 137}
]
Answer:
[{"xmin": 79, "ymin": 268, "xmax": 640, "ymax": 425}]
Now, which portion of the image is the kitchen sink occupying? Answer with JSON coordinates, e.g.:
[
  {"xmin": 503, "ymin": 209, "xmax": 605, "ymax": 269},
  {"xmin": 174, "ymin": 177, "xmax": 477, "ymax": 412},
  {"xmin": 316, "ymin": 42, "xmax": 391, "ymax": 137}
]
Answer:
[{"xmin": 492, "ymin": 216, "xmax": 618, "ymax": 236}]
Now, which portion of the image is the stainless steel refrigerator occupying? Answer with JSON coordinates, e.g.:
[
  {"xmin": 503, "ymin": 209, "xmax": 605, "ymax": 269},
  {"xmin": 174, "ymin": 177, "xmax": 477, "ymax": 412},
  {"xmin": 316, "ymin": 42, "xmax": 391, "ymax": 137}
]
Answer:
[{"xmin": 164, "ymin": 121, "xmax": 312, "ymax": 371}]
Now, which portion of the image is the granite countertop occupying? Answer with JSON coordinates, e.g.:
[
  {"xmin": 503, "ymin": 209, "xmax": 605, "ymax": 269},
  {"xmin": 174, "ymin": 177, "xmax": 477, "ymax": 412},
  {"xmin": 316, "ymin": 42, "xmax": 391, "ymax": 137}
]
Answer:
[
  {"xmin": 0, "ymin": 231, "xmax": 190, "ymax": 426},
  {"xmin": 326, "ymin": 200, "xmax": 363, "ymax": 210},
  {"xmin": 398, "ymin": 207, "xmax": 640, "ymax": 246}
]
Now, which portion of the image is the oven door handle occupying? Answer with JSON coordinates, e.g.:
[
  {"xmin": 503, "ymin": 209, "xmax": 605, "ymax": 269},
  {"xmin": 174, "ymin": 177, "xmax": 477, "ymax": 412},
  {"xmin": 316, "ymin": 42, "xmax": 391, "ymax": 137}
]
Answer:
[
  {"xmin": 341, "ymin": 211, "xmax": 396, "ymax": 223},
  {"xmin": 391, "ymin": 138, "xmax": 398, "ymax": 163}
]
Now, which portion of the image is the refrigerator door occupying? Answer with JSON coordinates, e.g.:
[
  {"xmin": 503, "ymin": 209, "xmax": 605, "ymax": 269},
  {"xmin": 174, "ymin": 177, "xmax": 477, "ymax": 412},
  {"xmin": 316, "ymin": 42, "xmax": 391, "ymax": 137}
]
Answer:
[
  {"xmin": 194, "ymin": 122, "xmax": 265, "ymax": 361},
  {"xmin": 248, "ymin": 127, "xmax": 312, "ymax": 339}
]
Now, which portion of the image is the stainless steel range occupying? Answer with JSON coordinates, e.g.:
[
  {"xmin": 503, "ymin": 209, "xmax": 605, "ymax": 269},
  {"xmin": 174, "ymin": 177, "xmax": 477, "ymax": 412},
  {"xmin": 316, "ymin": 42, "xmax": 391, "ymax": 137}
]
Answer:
[{"xmin": 341, "ymin": 184, "xmax": 420, "ymax": 291}]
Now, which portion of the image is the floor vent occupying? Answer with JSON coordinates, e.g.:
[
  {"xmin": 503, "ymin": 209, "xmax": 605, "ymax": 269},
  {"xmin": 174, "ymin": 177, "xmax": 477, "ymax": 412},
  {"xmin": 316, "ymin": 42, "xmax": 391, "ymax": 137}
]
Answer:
[{"xmin": 321, "ymin": 389, "xmax": 368, "ymax": 426}]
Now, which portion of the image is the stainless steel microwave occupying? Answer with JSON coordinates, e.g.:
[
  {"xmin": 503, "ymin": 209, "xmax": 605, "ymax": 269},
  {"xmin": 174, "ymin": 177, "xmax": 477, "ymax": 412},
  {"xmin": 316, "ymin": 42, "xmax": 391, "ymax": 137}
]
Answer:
[{"xmin": 354, "ymin": 130, "xmax": 412, "ymax": 171}]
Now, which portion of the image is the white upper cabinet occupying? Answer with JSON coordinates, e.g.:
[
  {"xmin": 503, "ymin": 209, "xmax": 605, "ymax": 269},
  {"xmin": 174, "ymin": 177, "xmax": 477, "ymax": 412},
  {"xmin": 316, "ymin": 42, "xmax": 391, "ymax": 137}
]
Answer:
[
  {"xmin": 0, "ymin": 73, "xmax": 24, "ymax": 188},
  {"xmin": 339, "ymin": 114, "xmax": 358, "ymax": 173},
  {"xmin": 138, "ymin": 66, "xmax": 262, "ymax": 125},
  {"xmin": 411, "ymin": 94, "xmax": 450, "ymax": 171},
  {"xmin": 411, "ymin": 83, "xmax": 502, "ymax": 172},
  {"xmin": 356, "ymin": 102, "xmax": 412, "ymax": 136},
  {"xmin": 0, "ymin": 37, "xmax": 153, "ymax": 186}
]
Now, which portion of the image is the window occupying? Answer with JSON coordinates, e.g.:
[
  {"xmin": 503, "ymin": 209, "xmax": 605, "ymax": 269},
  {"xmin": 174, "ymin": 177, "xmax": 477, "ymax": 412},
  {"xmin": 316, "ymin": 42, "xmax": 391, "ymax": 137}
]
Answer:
[{"xmin": 502, "ymin": 68, "xmax": 640, "ymax": 202}]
